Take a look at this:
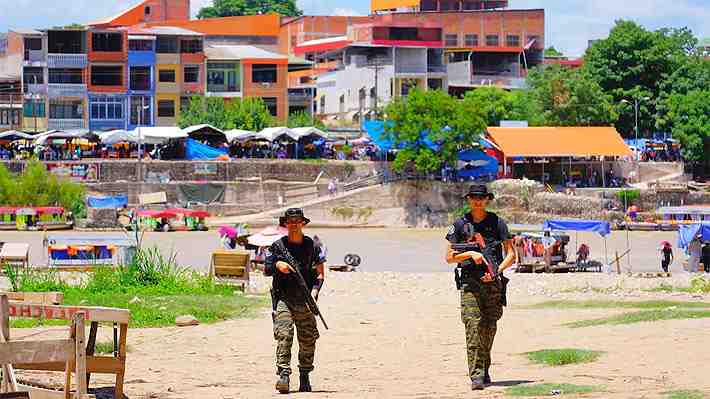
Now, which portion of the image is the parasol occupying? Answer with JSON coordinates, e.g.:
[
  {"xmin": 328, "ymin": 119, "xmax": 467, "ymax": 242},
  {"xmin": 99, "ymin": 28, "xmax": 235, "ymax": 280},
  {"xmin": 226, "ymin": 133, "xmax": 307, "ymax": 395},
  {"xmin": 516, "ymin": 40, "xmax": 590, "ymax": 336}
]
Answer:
[{"xmin": 248, "ymin": 226, "xmax": 288, "ymax": 247}]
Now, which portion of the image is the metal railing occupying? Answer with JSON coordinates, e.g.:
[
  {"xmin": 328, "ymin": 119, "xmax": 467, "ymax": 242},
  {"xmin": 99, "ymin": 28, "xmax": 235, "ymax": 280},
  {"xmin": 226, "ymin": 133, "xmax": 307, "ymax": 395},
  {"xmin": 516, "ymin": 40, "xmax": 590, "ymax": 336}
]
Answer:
[
  {"xmin": 47, "ymin": 53, "xmax": 87, "ymax": 69},
  {"xmin": 470, "ymin": 74, "xmax": 526, "ymax": 89},
  {"xmin": 48, "ymin": 84, "xmax": 87, "ymax": 98},
  {"xmin": 24, "ymin": 50, "xmax": 45, "ymax": 63},
  {"xmin": 48, "ymin": 119, "xmax": 86, "ymax": 130},
  {"xmin": 427, "ymin": 64, "xmax": 446, "ymax": 73},
  {"xmin": 395, "ymin": 64, "xmax": 427, "ymax": 74}
]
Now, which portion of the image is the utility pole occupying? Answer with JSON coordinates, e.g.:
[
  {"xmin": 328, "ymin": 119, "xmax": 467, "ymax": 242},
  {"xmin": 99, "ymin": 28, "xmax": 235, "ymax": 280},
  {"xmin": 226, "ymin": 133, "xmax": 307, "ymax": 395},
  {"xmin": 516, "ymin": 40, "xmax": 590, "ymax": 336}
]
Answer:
[{"xmin": 364, "ymin": 57, "xmax": 386, "ymax": 120}]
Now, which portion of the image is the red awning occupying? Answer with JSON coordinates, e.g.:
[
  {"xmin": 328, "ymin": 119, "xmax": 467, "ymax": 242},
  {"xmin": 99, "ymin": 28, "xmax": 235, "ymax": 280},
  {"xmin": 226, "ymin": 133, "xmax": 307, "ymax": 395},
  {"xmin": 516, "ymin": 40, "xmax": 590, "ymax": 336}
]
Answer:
[
  {"xmin": 35, "ymin": 207, "xmax": 65, "ymax": 215},
  {"xmin": 165, "ymin": 208, "xmax": 210, "ymax": 218},
  {"xmin": 0, "ymin": 207, "xmax": 17, "ymax": 214}
]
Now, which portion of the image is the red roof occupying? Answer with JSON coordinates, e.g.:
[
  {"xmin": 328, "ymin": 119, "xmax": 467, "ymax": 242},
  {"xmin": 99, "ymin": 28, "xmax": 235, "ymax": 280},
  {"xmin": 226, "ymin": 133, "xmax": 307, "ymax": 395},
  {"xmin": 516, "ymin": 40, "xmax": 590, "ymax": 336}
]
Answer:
[{"xmin": 35, "ymin": 207, "xmax": 65, "ymax": 215}]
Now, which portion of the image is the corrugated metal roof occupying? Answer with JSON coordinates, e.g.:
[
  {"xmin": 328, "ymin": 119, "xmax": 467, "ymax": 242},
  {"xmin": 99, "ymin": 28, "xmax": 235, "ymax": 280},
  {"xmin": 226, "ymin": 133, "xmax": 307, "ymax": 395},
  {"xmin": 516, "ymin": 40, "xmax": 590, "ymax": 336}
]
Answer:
[
  {"xmin": 205, "ymin": 45, "xmax": 287, "ymax": 60},
  {"xmin": 11, "ymin": 28, "xmax": 43, "ymax": 35},
  {"xmin": 145, "ymin": 26, "xmax": 203, "ymax": 37}
]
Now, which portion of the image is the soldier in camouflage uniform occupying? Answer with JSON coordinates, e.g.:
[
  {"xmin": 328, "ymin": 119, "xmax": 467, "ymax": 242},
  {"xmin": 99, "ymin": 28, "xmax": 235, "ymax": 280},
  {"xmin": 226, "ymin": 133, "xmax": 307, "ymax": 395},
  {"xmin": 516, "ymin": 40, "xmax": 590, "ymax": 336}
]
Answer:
[
  {"xmin": 445, "ymin": 184, "xmax": 515, "ymax": 390},
  {"xmin": 265, "ymin": 208, "xmax": 326, "ymax": 394}
]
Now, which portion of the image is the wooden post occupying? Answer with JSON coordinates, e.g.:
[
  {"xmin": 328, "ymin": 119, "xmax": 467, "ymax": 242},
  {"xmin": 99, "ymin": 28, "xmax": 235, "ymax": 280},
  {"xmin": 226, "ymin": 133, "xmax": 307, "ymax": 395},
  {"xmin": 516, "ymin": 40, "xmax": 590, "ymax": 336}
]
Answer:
[
  {"xmin": 615, "ymin": 251, "xmax": 622, "ymax": 275},
  {"xmin": 0, "ymin": 295, "xmax": 18, "ymax": 393},
  {"xmin": 74, "ymin": 313, "xmax": 87, "ymax": 398},
  {"xmin": 65, "ymin": 321, "xmax": 75, "ymax": 399},
  {"xmin": 114, "ymin": 323, "xmax": 128, "ymax": 399},
  {"xmin": 85, "ymin": 322, "xmax": 98, "ymax": 386}
]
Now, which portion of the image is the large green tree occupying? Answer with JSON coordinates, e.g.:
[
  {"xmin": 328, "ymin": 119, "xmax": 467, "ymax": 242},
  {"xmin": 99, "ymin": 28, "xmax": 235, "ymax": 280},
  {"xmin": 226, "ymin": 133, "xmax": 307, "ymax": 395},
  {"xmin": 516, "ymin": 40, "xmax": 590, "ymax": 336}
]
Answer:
[
  {"xmin": 383, "ymin": 89, "xmax": 486, "ymax": 174},
  {"xmin": 197, "ymin": 0, "xmax": 302, "ymax": 19},
  {"xmin": 287, "ymin": 110, "xmax": 326, "ymax": 129},
  {"xmin": 460, "ymin": 87, "xmax": 543, "ymax": 127},
  {"xmin": 526, "ymin": 65, "xmax": 618, "ymax": 126},
  {"xmin": 584, "ymin": 20, "xmax": 697, "ymax": 137},
  {"xmin": 662, "ymin": 90, "xmax": 710, "ymax": 161}
]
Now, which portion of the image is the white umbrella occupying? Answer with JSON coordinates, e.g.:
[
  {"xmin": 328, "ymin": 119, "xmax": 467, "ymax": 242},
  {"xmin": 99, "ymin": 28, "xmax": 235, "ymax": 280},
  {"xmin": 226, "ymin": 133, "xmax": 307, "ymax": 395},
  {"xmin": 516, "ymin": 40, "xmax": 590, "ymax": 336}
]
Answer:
[
  {"xmin": 247, "ymin": 226, "xmax": 288, "ymax": 247},
  {"xmin": 225, "ymin": 129, "xmax": 257, "ymax": 142},
  {"xmin": 291, "ymin": 127, "xmax": 328, "ymax": 140},
  {"xmin": 99, "ymin": 129, "xmax": 138, "ymax": 145},
  {"xmin": 258, "ymin": 127, "xmax": 299, "ymax": 142}
]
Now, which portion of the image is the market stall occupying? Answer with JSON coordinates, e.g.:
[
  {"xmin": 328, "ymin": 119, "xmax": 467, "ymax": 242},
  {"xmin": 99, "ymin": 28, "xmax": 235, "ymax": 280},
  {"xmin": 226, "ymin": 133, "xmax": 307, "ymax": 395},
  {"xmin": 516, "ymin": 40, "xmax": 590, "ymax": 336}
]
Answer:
[{"xmin": 46, "ymin": 234, "xmax": 137, "ymax": 268}]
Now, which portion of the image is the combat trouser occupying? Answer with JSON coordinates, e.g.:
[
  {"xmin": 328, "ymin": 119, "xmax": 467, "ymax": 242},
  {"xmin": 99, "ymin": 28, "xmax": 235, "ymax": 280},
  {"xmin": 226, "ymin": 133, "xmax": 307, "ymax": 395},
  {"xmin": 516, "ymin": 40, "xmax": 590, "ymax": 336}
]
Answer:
[
  {"xmin": 273, "ymin": 299, "xmax": 320, "ymax": 375},
  {"xmin": 460, "ymin": 280, "xmax": 504, "ymax": 380}
]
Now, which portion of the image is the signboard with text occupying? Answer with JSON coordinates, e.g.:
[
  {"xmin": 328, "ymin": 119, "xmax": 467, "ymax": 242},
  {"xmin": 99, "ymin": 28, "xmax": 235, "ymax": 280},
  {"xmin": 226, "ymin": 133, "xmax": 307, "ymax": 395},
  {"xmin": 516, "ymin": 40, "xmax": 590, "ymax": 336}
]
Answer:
[{"xmin": 46, "ymin": 163, "xmax": 100, "ymax": 182}]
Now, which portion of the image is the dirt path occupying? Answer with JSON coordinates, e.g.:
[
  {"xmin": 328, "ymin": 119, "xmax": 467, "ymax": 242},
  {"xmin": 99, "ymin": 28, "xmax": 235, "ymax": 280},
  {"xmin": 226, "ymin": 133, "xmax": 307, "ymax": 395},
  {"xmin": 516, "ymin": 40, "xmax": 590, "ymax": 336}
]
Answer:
[{"xmin": 14, "ymin": 272, "xmax": 710, "ymax": 398}]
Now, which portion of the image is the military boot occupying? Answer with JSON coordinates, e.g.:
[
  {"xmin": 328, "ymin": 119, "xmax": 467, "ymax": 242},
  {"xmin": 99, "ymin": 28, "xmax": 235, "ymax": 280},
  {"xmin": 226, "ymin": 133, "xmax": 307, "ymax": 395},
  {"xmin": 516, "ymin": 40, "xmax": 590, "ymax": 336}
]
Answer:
[
  {"xmin": 299, "ymin": 372, "xmax": 312, "ymax": 392},
  {"xmin": 484, "ymin": 368, "xmax": 492, "ymax": 385},
  {"xmin": 275, "ymin": 371, "xmax": 290, "ymax": 394},
  {"xmin": 471, "ymin": 376, "xmax": 485, "ymax": 390}
]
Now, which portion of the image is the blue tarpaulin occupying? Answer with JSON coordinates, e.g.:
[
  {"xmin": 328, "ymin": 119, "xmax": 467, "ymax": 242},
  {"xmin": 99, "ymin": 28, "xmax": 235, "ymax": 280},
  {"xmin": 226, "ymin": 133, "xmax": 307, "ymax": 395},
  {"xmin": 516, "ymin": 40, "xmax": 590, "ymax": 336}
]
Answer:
[
  {"xmin": 87, "ymin": 194, "xmax": 128, "ymax": 209},
  {"xmin": 677, "ymin": 224, "xmax": 710, "ymax": 249},
  {"xmin": 363, "ymin": 120, "xmax": 441, "ymax": 152},
  {"xmin": 457, "ymin": 149, "xmax": 499, "ymax": 178},
  {"xmin": 185, "ymin": 138, "xmax": 227, "ymax": 160},
  {"xmin": 543, "ymin": 219, "xmax": 612, "ymax": 237}
]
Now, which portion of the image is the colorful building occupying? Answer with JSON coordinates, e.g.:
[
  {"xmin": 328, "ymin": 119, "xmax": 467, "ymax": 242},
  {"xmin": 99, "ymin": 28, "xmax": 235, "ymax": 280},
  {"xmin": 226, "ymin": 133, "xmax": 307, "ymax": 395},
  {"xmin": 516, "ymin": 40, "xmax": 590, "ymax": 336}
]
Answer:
[{"xmin": 0, "ymin": 0, "xmax": 545, "ymax": 131}]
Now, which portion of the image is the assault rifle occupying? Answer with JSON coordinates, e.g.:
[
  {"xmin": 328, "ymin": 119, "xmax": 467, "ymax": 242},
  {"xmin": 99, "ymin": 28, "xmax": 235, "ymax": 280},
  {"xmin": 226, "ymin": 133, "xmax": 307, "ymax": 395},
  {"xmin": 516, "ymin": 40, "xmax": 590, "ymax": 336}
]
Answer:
[
  {"xmin": 275, "ymin": 241, "xmax": 329, "ymax": 330},
  {"xmin": 451, "ymin": 241, "xmax": 510, "ymax": 306}
]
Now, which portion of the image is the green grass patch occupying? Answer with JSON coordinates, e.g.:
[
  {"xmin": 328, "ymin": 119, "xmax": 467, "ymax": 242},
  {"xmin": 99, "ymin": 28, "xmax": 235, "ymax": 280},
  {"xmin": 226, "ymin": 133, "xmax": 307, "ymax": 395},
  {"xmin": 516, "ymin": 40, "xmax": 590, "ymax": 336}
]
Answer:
[
  {"xmin": 644, "ymin": 283, "xmax": 693, "ymax": 293},
  {"xmin": 93, "ymin": 341, "xmax": 132, "ymax": 354},
  {"xmin": 566, "ymin": 309, "xmax": 710, "ymax": 328},
  {"xmin": 506, "ymin": 383, "xmax": 599, "ymax": 396},
  {"xmin": 525, "ymin": 349, "xmax": 603, "ymax": 366},
  {"xmin": 531, "ymin": 300, "xmax": 710, "ymax": 310},
  {"xmin": 664, "ymin": 390, "xmax": 707, "ymax": 399},
  {"xmin": 6, "ymin": 246, "xmax": 269, "ymax": 328}
]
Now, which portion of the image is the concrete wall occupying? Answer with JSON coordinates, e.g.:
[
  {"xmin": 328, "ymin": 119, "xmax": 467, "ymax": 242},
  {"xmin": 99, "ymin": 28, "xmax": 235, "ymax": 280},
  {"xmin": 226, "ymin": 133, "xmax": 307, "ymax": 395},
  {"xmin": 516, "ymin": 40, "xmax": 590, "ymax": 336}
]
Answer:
[{"xmin": 317, "ymin": 63, "xmax": 394, "ymax": 116}]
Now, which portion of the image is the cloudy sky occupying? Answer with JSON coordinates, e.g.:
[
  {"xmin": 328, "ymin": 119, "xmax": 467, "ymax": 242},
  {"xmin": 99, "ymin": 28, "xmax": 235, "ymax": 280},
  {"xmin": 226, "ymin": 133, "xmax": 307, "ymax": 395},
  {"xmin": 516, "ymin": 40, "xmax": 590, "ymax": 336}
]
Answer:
[{"xmin": 2, "ymin": 0, "xmax": 708, "ymax": 56}]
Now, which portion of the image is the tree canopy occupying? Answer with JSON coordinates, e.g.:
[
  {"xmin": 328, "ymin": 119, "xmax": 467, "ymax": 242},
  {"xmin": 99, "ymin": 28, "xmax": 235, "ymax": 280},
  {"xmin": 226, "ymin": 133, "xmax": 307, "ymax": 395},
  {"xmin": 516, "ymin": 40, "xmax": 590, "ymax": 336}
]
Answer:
[
  {"xmin": 384, "ymin": 89, "xmax": 486, "ymax": 174},
  {"xmin": 197, "ymin": 0, "xmax": 302, "ymax": 19},
  {"xmin": 287, "ymin": 110, "xmax": 326, "ymax": 129},
  {"xmin": 584, "ymin": 20, "xmax": 697, "ymax": 137},
  {"xmin": 544, "ymin": 47, "xmax": 564, "ymax": 57},
  {"xmin": 178, "ymin": 96, "xmax": 275, "ymax": 131}
]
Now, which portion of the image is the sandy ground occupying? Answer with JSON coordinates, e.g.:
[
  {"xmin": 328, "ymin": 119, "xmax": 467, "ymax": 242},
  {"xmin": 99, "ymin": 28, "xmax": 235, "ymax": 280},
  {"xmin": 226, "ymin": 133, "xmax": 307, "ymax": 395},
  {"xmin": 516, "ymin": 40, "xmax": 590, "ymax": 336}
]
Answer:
[
  {"xmin": 0, "ymin": 228, "xmax": 692, "ymax": 273},
  {"xmin": 10, "ymin": 272, "xmax": 710, "ymax": 399}
]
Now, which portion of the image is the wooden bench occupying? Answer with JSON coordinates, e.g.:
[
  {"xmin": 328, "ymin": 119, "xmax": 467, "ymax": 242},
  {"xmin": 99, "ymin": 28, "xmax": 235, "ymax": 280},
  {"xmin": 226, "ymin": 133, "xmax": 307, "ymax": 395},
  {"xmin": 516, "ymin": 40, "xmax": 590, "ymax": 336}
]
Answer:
[
  {"xmin": 0, "ymin": 244, "xmax": 30, "ymax": 269},
  {"xmin": 0, "ymin": 295, "xmax": 94, "ymax": 399},
  {"xmin": 1, "ymin": 297, "xmax": 130, "ymax": 399},
  {"xmin": 210, "ymin": 250, "xmax": 251, "ymax": 290}
]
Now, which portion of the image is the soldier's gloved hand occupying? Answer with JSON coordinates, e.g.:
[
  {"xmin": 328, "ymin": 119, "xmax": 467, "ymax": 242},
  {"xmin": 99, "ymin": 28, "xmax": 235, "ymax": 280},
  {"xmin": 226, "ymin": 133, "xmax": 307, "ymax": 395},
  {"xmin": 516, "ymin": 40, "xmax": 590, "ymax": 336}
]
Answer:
[
  {"xmin": 310, "ymin": 288, "xmax": 320, "ymax": 301},
  {"xmin": 481, "ymin": 273, "xmax": 494, "ymax": 283},
  {"xmin": 276, "ymin": 261, "xmax": 292, "ymax": 274}
]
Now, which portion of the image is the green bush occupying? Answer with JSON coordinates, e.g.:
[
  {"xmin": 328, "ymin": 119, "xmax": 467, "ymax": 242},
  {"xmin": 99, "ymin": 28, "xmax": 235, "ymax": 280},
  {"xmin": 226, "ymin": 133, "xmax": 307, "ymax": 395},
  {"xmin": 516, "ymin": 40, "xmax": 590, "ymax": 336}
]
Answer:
[
  {"xmin": 689, "ymin": 276, "xmax": 710, "ymax": 294},
  {"xmin": 0, "ymin": 161, "xmax": 86, "ymax": 217},
  {"xmin": 617, "ymin": 189, "xmax": 641, "ymax": 204}
]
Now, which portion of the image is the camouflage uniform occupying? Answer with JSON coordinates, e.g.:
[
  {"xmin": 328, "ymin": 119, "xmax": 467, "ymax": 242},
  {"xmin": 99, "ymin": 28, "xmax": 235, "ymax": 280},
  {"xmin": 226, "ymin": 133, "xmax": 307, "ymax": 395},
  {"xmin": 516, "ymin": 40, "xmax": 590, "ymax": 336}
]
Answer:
[
  {"xmin": 265, "ymin": 235, "xmax": 324, "ymax": 376},
  {"xmin": 273, "ymin": 300, "xmax": 319, "ymax": 375},
  {"xmin": 447, "ymin": 211, "xmax": 508, "ymax": 381}
]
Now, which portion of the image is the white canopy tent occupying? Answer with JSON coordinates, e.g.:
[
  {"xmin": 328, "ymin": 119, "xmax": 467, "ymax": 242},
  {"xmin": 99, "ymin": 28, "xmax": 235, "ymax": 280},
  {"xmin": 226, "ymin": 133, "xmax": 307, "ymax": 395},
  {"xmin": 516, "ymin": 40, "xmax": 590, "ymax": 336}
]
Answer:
[
  {"xmin": 33, "ymin": 129, "xmax": 91, "ymax": 145},
  {"xmin": 291, "ymin": 127, "xmax": 328, "ymax": 140},
  {"xmin": 132, "ymin": 127, "xmax": 187, "ymax": 145},
  {"xmin": 257, "ymin": 127, "xmax": 300, "ymax": 142},
  {"xmin": 181, "ymin": 124, "xmax": 224, "ymax": 136},
  {"xmin": 225, "ymin": 129, "xmax": 258, "ymax": 142},
  {"xmin": 99, "ymin": 129, "xmax": 137, "ymax": 145},
  {"xmin": 0, "ymin": 130, "xmax": 35, "ymax": 140}
]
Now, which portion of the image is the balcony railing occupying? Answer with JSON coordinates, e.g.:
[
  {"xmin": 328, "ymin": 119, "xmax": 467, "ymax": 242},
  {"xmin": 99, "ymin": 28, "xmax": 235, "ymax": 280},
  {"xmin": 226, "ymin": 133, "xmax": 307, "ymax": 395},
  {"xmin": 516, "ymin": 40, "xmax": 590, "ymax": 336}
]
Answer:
[
  {"xmin": 24, "ymin": 84, "xmax": 47, "ymax": 95},
  {"xmin": 427, "ymin": 64, "xmax": 446, "ymax": 73},
  {"xmin": 24, "ymin": 50, "xmax": 45, "ymax": 63},
  {"xmin": 48, "ymin": 84, "xmax": 87, "ymax": 98},
  {"xmin": 48, "ymin": 118, "xmax": 86, "ymax": 130},
  {"xmin": 0, "ymin": 94, "xmax": 23, "ymax": 105},
  {"xmin": 47, "ymin": 53, "xmax": 87, "ymax": 69},
  {"xmin": 395, "ymin": 64, "xmax": 427, "ymax": 74},
  {"xmin": 470, "ymin": 74, "xmax": 526, "ymax": 89},
  {"xmin": 206, "ymin": 84, "xmax": 240, "ymax": 93}
]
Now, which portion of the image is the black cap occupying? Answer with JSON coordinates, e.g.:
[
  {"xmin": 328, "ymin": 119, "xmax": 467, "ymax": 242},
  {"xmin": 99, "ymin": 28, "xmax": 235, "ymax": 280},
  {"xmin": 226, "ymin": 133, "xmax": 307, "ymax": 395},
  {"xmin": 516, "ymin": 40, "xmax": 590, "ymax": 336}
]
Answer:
[
  {"xmin": 279, "ymin": 208, "xmax": 311, "ymax": 227},
  {"xmin": 464, "ymin": 184, "xmax": 494, "ymax": 200}
]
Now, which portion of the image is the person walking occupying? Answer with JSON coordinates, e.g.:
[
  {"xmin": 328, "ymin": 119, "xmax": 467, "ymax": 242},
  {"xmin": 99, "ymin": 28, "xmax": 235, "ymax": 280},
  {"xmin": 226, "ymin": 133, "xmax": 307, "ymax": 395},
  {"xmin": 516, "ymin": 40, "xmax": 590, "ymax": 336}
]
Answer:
[
  {"xmin": 660, "ymin": 242, "xmax": 673, "ymax": 273},
  {"xmin": 264, "ymin": 208, "xmax": 326, "ymax": 394},
  {"xmin": 689, "ymin": 238, "xmax": 702, "ymax": 273},
  {"xmin": 702, "ymin": 243, "xmax": 710, "ymax": 273},
  {"xmin": 445, "ymin": 184, "xmax": 515, "ymax": 390}
]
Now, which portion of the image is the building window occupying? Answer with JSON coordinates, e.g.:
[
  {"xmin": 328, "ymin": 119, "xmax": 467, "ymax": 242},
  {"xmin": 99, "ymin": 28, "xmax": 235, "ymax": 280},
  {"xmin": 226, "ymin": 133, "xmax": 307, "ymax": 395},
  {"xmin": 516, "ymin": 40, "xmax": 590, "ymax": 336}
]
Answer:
[
  {"xmin": 262, "ymin": 97, "xmax": 277, "ymax": 117},
  {"xmin": 445, "ymin": 34, "xmax": 458, "ymax": 47},
  {"xmin": 49, "ymin": 68, "xmax": 83, "ymax": 84},
  {"xmin": 90, "ymin": 95, "xmax": 123, "ymax": 120},
  {"xmin": 180, "ymin": 39, "xmax": 203, "ymax": 54},
  {"xmin": 156, "ymin": 37, "xmax": 178, "ymax": 53},
  {"xmin": 157, "ymin": 100, "xmax": 175, "ymax": 117},
  {"xmin": 0, "ymin": 110, "xmax": 21, "ymax": 126},
  {"xmin": 129, "ymin": 40, "xmax": 153, "ymax": 51},
  {"xmin": 130, "ymin": 66, "xmax": 151, "ymax": 91},
  {"xmin": 427, "ymin": 78, "xmax": 443, "ymax": 90},
  {"xmin": 338, "ymin": 95, "xmax": 345, "ymax": 114},
  {"xmin": 421, "ymin": 0, "xmax": 437, "ymax": 11},
  {"xmin": 92, "ymin": 32, "xmax": 123, "ymax": 52},
  {"xmin": 23, "ymin": 67, "xmax": 44, "ymax": 85},
  {"xmin": 319, "ymin": 96, "xmax": 325, "ymax": 113},
  {"xmin": 465, "ymin": 34, "xmax": 479, "ymax": 47},
  {"xmin": 183, "ymin": 65, "xmax": 199, "ymax": 83},
  {"xmin": 91, "ymin": 65, "xmax": 123, "ymax": 86},
  {"xmin": 23, "ymin": 100, "xmax": 46, "ymax": 118},
  {"xmin": 207, "ymin": 63, "xmax": 240, "ymax": 92},
  {"xmin": 159, "ymin": 69, "xmax": 176, "ymax": 83},
  {"xmin": 130, "ymin": 96, "xmax": 151, "ymax": 125},
  {"xmin": 49, "ymin": 101, "xmax": 82, "ymax": 119},
  {"xmin": 24, "ymin": 38, "xmax": 42, "ymax": 61},
  {"xmin": 486, "ymin": 34, "xmax": 499, "ymax": 47},
  {"xmin": 506, "ymin": 35, "xmax": 521, "ymax": 47},
  {"xmin": 144, "ymin": 6, "xmax": 151, "ymax": 15},
  {"xmin": 252, "ymin": 64, "xmax": 277, "ymax": 84},
  {"xmin": 439, "ymin": 0, "xmax": 460, "ymax": 11}
]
